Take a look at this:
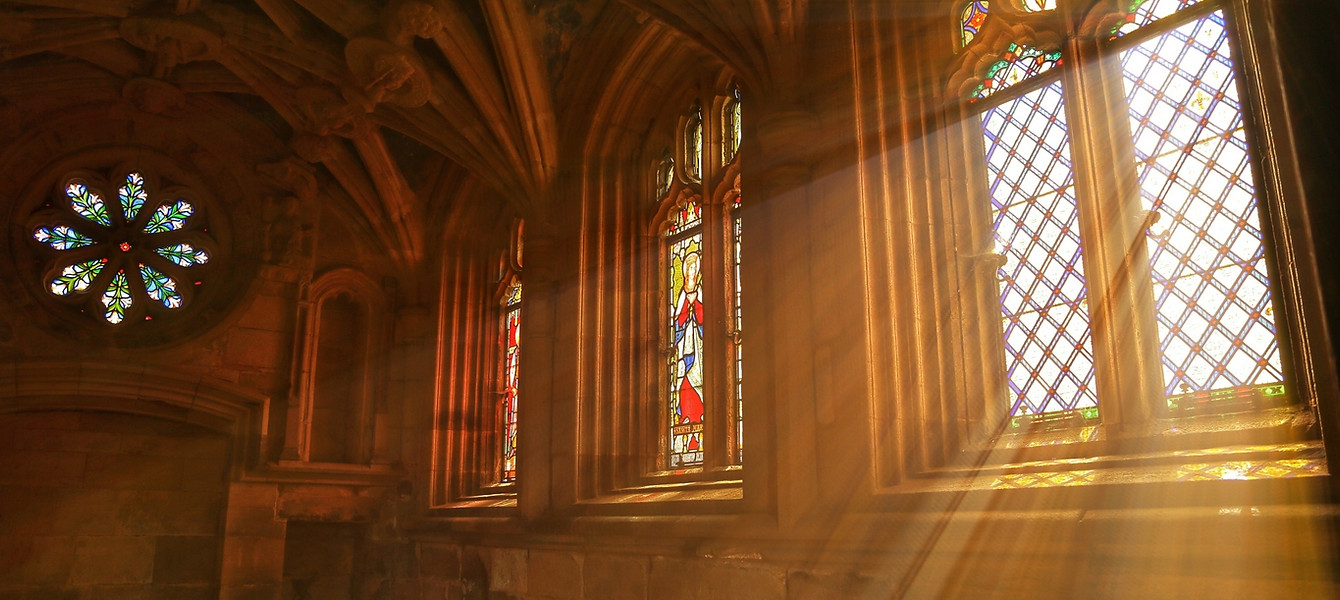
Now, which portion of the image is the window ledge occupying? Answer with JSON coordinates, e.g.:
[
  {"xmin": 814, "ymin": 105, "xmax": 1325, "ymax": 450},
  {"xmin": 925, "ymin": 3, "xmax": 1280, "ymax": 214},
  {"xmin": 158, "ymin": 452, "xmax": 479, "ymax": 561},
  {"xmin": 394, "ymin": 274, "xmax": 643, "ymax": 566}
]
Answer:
[
  {"xmin": 573, "ymin": 478, "xmax": 744, "ymax": 514},
  {"xmin": 251, "ymin": 460, "xmax": 402, "ymax": 486}
]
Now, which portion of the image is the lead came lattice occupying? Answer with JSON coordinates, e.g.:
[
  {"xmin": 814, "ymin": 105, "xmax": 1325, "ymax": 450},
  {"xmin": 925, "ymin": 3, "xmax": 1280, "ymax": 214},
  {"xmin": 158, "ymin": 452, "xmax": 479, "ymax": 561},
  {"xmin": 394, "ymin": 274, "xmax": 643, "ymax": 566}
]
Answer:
[
  {"xmin": 982, "ymin": 81, "xmax": 1098, "ymax": 417},
  {"xmin": 1120, "ymin": 10, "xmax": 1284, "ymax": 398}
]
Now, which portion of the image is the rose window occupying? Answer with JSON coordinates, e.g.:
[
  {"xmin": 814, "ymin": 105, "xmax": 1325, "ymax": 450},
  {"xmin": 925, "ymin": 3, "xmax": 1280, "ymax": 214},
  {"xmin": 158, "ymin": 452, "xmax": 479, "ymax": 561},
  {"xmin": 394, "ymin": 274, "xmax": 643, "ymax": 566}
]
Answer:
[{"xmin": 29, "ymin": 170, "xmax": 215, "ymax": 324}]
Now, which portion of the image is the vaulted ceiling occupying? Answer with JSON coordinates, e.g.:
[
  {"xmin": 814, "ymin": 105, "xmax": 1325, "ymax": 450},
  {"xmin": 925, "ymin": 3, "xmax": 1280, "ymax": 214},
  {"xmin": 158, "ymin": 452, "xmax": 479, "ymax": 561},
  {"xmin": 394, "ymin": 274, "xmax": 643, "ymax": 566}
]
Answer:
[{"xmin": 0, "ymin": 0, "xmax": 828, "ymax": 266}]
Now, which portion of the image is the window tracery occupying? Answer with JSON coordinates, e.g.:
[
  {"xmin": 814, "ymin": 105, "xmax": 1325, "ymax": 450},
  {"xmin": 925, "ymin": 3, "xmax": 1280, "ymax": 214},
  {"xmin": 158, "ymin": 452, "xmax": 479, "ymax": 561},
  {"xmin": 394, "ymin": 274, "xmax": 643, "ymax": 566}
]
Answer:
[
  {"xmin": 960, "ymin": 1, "xmax": 991, "ymax": 48},
  {"xmin": 28, "ymin": 169, "xmax": 214, "ymax": 325},
  {"xmin": 952, "ymin": 0, "xmax": 1295, "ymax": 428},
  {"xmin": 498, "ymin": 234, "xmax": 522, "ymax": 484},
  {"xmin": 654, "ymin": 89, "xmax": 743, "ymax": 472},
  {"xmin": 938, "ymin": 0, "xmax": 1302, "ymax": 439}
]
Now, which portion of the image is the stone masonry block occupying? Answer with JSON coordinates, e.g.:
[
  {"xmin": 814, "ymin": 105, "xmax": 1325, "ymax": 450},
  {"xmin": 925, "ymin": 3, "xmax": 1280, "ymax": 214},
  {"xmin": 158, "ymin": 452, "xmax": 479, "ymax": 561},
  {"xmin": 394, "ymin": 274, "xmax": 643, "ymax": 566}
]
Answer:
[
  {"xmin": 0, "ymin": 534, "xmax": 74, "ymax": 585},
  {"xmin": 82, "ymin": 451, "xmax": 184, "ymax": 490},
  {"xmin": 487, "ymin": 548, "xmax": 527, "ymax": 595},
  {"xmin": 786, "ymin": 569, "xmax": 897, "ymax": 600},
  {"xmin": 236, "ymin": 293, "xmax": 291, "ymax": 333},
  {"xmin": 582, "ymin": 553, "xmax": 647, "ymax": 600},
  {"xmin": 68, "ymin": 535, "xmax": 156, "ymax": 585},
  {"xmin": 649, "ymin": 557, "xmax": 786, "ymax": 600},
  {"xmin": 647, "ymin": 557, "xmax": 705, "ymax": 600},
  {"xmin": 526, "ymin": 550, "xmax": 581, "ymax": 600},
  {"xmin": 220, "ymin": 535, "xmax": 286, "ymax": 586},
  {"xmin": 227, "ymin": 483, "xmax": 279, "ymax": 508},
  {"xmin": 153, "ymin": 535, "xmax": 221, "ymax": 584},
  {"xmin": 224, "ymin": 505, "xmax": 285, "ymax": 538},
  {"xmin": 704, "ymin": 561, "xmax": 786, "ymax": 600},
  {"xmin": 116, "ymin": 491, "xmax": 224, "ymax": 536},
  {"xmin": 219, "ymin": 582, "xmax": 282, "ymax": 600},
  {"xmin": 0, "ymin": 486, "xmax": 61, "ymax": 536},
  {"xmin": 48, "ymin": 488, "xmax": 123, "ymax": 536},
  {"xmin": 223, "ymin": 328, "xmax": 288, "ymax": 370},
  {"xmin": 417, "ymin": 543, "xmax": 461, "ymax": 581},
  {"xmin": 180, "ymin": 456, "xmax": 229, "ymax": 491},
  {"xmin": 0, "ymin": 450, "xmax": 86, "ymax": 486}
]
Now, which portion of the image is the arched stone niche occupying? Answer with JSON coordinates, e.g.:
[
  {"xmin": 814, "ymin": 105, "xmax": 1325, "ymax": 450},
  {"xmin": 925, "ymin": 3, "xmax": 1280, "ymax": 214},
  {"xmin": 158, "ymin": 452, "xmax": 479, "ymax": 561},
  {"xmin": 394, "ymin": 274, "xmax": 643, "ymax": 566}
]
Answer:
[{"xmin": 284, "ymin": 268, "xmax": 389, "ymax": 465}]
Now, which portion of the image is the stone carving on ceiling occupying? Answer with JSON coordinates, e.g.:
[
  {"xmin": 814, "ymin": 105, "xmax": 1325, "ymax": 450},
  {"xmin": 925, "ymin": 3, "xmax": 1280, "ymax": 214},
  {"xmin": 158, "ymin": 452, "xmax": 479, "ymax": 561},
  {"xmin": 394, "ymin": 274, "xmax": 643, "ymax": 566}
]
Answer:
[
  {"xmin": 118, "ymin": 15, "xmax": 223, "ymax": 78},
  {"xmin": 344, "ymin": 37, "xmax": 432, "ymax": 111},
  {"xmin": 385, "ymin": 1, "xmax": 444, "ymax": 45},
  {"xmin": 122, "ymin": 78, "xmax": 186, "ymax": 115},
  {"xmin": 258, "ymin": 158, "xmax": 319, "ymax": 268},
  {"xmin": 295, "ymin": 85, "xmax": 366, "ymax": 138}
]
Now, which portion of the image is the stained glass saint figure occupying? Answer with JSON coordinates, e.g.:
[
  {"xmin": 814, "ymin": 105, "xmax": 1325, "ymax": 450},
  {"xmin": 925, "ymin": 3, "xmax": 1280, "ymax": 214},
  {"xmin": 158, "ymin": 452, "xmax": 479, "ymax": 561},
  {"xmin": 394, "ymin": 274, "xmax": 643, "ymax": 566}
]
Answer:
[
  {"xmin": 500, "ymin": 281, "xmax": 521, "ymax": 482},
  {"xmin": 670, "ymin": 240, "xmax": 706, "ymax": 466}
]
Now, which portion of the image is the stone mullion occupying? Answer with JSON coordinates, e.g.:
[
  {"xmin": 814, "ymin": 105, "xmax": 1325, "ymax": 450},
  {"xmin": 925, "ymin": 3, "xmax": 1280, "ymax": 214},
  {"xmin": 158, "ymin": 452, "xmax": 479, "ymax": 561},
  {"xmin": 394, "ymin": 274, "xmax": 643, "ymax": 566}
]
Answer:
[
  {"xmin": 699, "ymin": 121, "xmax": 732, "ymax": 469},
  {"xmin": 517, "ymin": 229, "xmax": 559, "ymax": 520},
  {"xmin": 947, "ymin": 104, "xmax": 1012, "ymax": 446},
  {"xmin": 1062, "ymin": 35, "xmax": 1162, "ymax": 429},
  {"xmin": 744, "ymin": 99, "xmax": 820, "ymax": 525},
  {"xmin": 702, "ymin": 187, "xmax": 734, "ymax": 468}
]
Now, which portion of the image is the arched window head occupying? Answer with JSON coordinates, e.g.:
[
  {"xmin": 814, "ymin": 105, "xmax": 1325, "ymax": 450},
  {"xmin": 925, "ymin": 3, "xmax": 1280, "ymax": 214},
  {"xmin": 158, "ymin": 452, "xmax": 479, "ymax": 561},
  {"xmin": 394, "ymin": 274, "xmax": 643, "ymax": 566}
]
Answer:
[
  {"xmin": 684, "ymin": 104, "xmax": 703, "ymax": 182},
  {"xmin": 29, "ymin": 169, "xmax": 215, "ymax": 325},
  {"xmin": 1114, "ymin": 0, "xmax": 1203, "ymax": 37},
  {"xmin": 656, "ymin": 150, "xmax": 675, "ymax": 198},
  {"xmin": 1017, "ymin": 0, "xmax": 1056, "ymax": 12},
  {"xmin": 961, "ymin": 1, "xmax": 990, "ymax": 47},
  {"xmin": 668, "ymin": 197, "xmax": 703, "ymax": 236},
  {"xmin": 971, "ymin": 43, "xmax": 1062, "ymax": 101},
  {"xmin": 722, "ymin": 87, "xmax": 742, "ymax": 165}
]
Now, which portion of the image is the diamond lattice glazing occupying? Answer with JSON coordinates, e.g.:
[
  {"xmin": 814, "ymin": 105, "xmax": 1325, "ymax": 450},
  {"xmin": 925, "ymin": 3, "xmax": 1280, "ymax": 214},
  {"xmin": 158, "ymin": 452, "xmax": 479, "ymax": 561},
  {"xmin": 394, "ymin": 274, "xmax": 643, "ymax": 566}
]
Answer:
[
  {"xmin": 1121, "ymin": 10, "xmax": 1283, "ymax": 397},
  {"xmin": 983, "ymin": 81, "xmax": 1097, "ymax": 416}
]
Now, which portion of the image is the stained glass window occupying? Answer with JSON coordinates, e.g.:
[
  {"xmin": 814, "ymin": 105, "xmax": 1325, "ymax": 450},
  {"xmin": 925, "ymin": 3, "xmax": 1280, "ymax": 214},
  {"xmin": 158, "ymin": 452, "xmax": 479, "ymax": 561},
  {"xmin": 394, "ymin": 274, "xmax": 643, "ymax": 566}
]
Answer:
[
  {"xmin": 667, "ymin": 198, "xmax": 702, "ymax": 237},
  {"xmin": 1120, "ymin": 10, "xmax": 1283, "ymax": 402},
  {"xmin": 960, "ymin": 0, "xmax": 1297, "ymax": 429},
  {"xmin": 1018, "ymin": 0, "xmax": 1056, "ymax": 12},
  {"xmin": 961, "ymin": 1, "xmax": 990, "ymax": 48},
  {"xmin": 971, "ymin": 43, "xmax": 1062, "ymax": 101},
  {"xmin": 31, "ymin": 171, "xmax": 213, "ymax": 324},
  {"xmin": 668, "ymin": 232, "xmax": 706, "ymax": 468},
  {"xmin": 723, "ymin": 87, "xmax": 742, "ymax": 165},
  {"xmin": 982, "ymin": 82, "xmax": 1097, "ymax": 417},
  {"xmin": 657, "ymin": 151, "xmax": 675, "ymax": 198},
  {"xmin": 657, "ymin": 93, "xmax": 741, "ymax": 471},
  {"xmin": 500, "ymin": 280, "xmax": 521, "ymax": 483},
  {"xmin": 731, "ymin": 194, "xmax": 743, "ymax": 459},
  {"xmin": 685, "ymin": 105, "xmax": 703, "ymax": 182},
  {"xmin": 1114, "ymin": 0, "xmax": 1203, "ymax": 37}
]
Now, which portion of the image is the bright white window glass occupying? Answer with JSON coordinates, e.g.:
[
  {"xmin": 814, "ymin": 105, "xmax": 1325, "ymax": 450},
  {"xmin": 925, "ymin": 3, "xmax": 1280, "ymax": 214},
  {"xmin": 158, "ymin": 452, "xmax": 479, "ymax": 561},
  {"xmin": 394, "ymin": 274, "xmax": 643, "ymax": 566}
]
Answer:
[
  {"xmin": 1121, "ymin": 10, "xmax": 1284, "ymax": 398},
  {"xmin": 982, "ymin": 81, "xmax": 1098, "ymax": 416}
]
